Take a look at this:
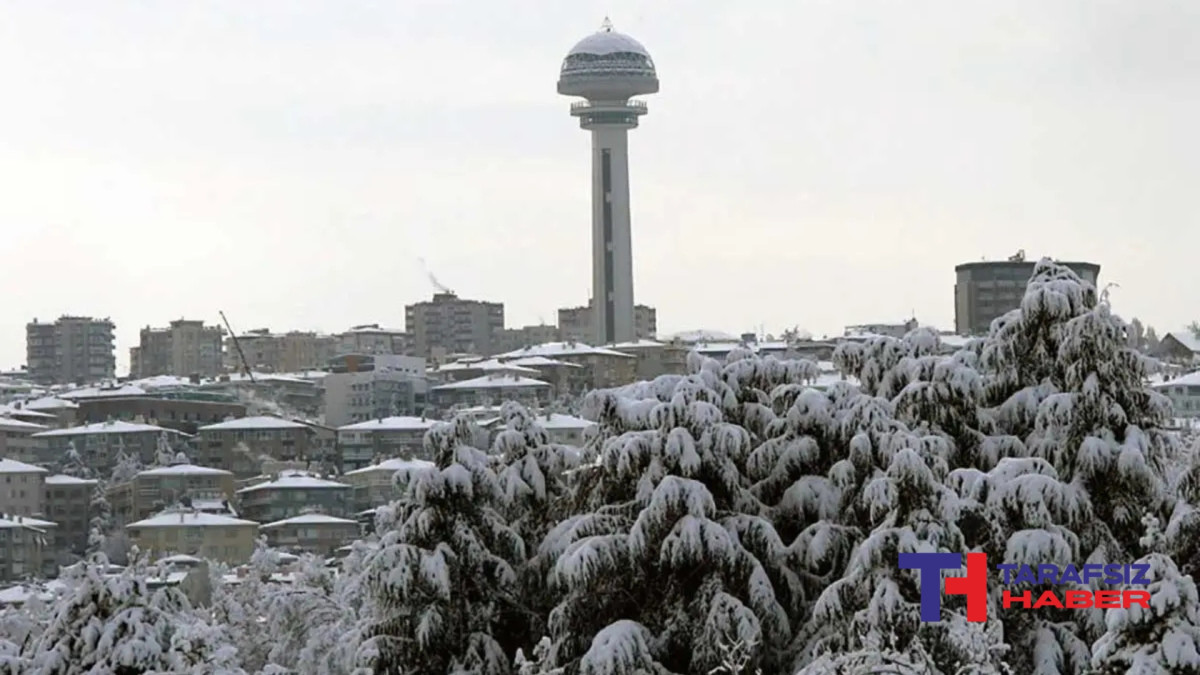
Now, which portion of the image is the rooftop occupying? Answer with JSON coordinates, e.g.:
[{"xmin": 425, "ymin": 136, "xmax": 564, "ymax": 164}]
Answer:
[
  {"xmin": 19, "ymin": 396, "xmax": 79, "ymax": 411},
  {"xmin": 1156, "ymin": 371, "xmax": 1200, "ymax": 388},
  {"xmin": 138, "ymin": 464, "xmax": 233, "ymax": 477},
  {"xmin": 433, "ymin": 358, "xmax": 541, "ymax": 375},
  {"xmin": 0, "ymin": 404, "xmax": 56, "ymax": 420},
  {"xmin": 495, "ymin": 341, "xmax": 634, "ymax": 360},
  {"xmin": 507, "ymin": 355, "xmax": 584, "ymax": 368},
  {"xmin": 236, "ymin": 471, "xmax": 349, "ymax": 493},
  {"xmin": 32, "ymin": 420, "xmax": 190, "ymax": 438},
  {"xmin": 337, "ymin": 416, "xmax": 438, "ymax": 432},
  {"xmin": 127, "ymin": 511, "xmax": 258, "ymax": 528},
  {"xmin": 0, "ymin": 416, "xmax": 49, "ymax": 432},
  {"xmin": 432, "ymin": 374, "xmax": 552, "ymax": 390},
  {"xmin": 45, "ymin": 474, "xmax": 99, "ymax": 485},
  {"xmin": 261, "ymin": 513, "xmax": 358, "ymax": 528},
  {"xmin": 343, "ymin": 458, "xmax": 436, "ymax": 476},
  {"xmin": 501, "ymin": 413, "xmax": 595, "ymax": 431},
  {"xmin": 0, "ymin": 458, "xmax": 48, "ymax": 474},
  {"xmin": 1164, "ymin": 331, "xmax": 1200, "ymax": 354},
  {"xmin": 197, "ymin": 415, "xmax": 311, "ymax": 432}
]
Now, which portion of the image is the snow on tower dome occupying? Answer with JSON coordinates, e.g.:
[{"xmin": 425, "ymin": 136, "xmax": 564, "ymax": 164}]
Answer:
[
  {"xmin": 566, "ymin": 18, "xmax": 652, "ymax": 58},
  {"xmin": 559, "ymin": 17, "xmax": 659, "ymax": 99}
]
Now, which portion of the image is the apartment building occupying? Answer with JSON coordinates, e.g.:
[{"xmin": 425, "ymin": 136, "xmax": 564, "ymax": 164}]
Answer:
[
  {"xmin": 405, "ymin": 292, "xmax": 505, "ymax": 359},
  {"xmin": 323, "ymin": 354, "xmax": 428, "ymax": 427},
  {"xmin": 200, "ymin": 372, "xmax": 325, "ymax": 417},
  {"xmin": 336, "ymin": 417, "xmax": 439, "ymax": 470},
  {"xmin": 608, "ymin": 339, "xmax": 689, "ymax": 380},
  {"xmin": 0, "ymin": 515, "xmax": 50, "ymax": 583},
  {"xmin": 341, "ymin": 457, "xmax": 435, "ymax": 511},
  {"xmin": 125, "ymin": 510, "xmax": 259, "ymax": 565},
  {"xmin": 495, "ymin": 324, "xmax": 561, "ymax": 354},
  {"xmin": 43, "ymin": 474, "xmax": 97, "ymax": 558},
  {"xmin": 107, "ymin": 463, "xmax": 236, "ymax": 525},
  {"xmin": 260, "ymin": 513, "xmax": 361, "ymax": 556},
  {"xmin": 494, "ymin": 342, "xmax": 637, "ymax": 392},
  {"xmin": 0, "ymin": 458, "xmax": 47, "ymax": 518},
  {"xmin": 235, "ymin": 470, "xmax": 352, "ymax": 523},
  {"xmin": 0, "ymin": 417, "xmax": 49, "ymax": 464},
  {"xmin": 130, "ymin": 319, "xmax": 224, "ymax": 379},
  {"xmin": 492, "ymin": 412, "xmax": 596, "ymax": 446},
  {"xmin": 15, "ymin": 397, "xmax": 78, "ymax": 429},
  {"xmin": 223, "ymin": 329, "xmax": 336, "ymax": 373},
  {"xmin": 431, "ymin": 374, "xmax": 553, "ymax": 410},
  {"xmin": 25, "ymin": 316, "xmax": 117, "ymax": 386},
  {"xmin": 195, "ymin": 416, "xmax": 319, "ymax": 477},
  {"xmin": 74, "ymin": 392, "xmax": 246, "ymax": 435},
  {"xmin": 335, "ymin": 324, "xmax": 412, "ymax": 357},
  {"xmin": 31, "ymin": 421, "xmax": 191, "ymax": 477},
  {"xmin": 558, "ymin": 300, "xmax": 657, "ymax": 344},
  {"xmin": 954, "ymin": 253, "xmax": 1101, "ymax": 336}
]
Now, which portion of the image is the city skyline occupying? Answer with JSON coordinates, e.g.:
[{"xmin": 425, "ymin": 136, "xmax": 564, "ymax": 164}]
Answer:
[{"xmin": 3, "ymin": 1, "xmax": 1198, "ymax": 372}]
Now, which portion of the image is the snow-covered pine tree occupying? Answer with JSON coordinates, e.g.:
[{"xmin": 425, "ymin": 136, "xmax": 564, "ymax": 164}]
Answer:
[
  {"xmin": 109, "ymin": 446, "xmax": 142, "ymax": 485},
  {"xmin": 153, "ymin": 431, "xmax": 175, "ymax": 467},
  {"xmin": 493, "ymin": 401, "xmax": 582, "ymax": 656},
  {"xmin": 19, "ymin": 553, "xmax": 246, "ymax": 674},
  {"xmin": 86, "ymin": 480, "xmax": 113, "ymax": 559},
  {"xmin": 59, "ymin": 441, "xmax": 92, "ymax": 479},
  {"xmin": 543, "ymin": 351, "xmax": 791, "ymax": 674},
  {"xmin": 1091, "ymin": 517, "xmax": 1200, "ymax": 673},
  {"xmin": 362, "ymin": 416, "xmax": 526, "ymax": 674}
]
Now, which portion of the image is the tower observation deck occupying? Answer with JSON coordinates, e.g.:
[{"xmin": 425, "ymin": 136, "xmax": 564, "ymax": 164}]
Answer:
[{"xmin": 557, "ymin": 18, "xmax": 659, "ymax": 345}]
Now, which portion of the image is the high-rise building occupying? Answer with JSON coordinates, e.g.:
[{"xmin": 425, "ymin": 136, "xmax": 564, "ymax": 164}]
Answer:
[
  {"xmin": 558, "ymin": 299, "xmax": 657, "ymax": 344},
  {"xmin": 222, "ymin": 329, "xmax": 336, "ymax": 373},
  {"xmin": 954, "ymin": 252, "xmax": 1100, "ymax": 336},
  {"xmin": 558, "ymin": 18, "xmax": 658, "ymax": 345},
  {"xmin": 25, "ymin": 316, "xmax": 116, "ymax": 385},
  {"xmin": 130, "ymin": 319, "xmax": 224, "ymax": 379},
  {"xmin": 334, "ymin": 324, "xmax": 412, "ymax": 357},
  {"xmin": 404, "ymin": 292, "xmax": 504, "ymax": 358}
]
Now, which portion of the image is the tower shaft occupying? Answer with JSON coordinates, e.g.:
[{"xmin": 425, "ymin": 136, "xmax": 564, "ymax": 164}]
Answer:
[{"xmin": 590, "ymin": 125, "xmax": 635, "ymax": 345}]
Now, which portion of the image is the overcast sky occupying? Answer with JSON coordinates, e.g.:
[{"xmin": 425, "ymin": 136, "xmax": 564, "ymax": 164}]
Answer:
[{"xmin": 2, "ymin": 0, "xmax": 1197, "ymax": 373}]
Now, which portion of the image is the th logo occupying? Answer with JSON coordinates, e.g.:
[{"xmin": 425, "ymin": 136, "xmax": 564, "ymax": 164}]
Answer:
[{"xmin": 898, "ymin": 552, "xmax": 989, "ymax": 622}]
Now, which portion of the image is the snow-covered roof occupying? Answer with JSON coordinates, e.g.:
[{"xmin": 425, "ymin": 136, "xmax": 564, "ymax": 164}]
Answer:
[
  {"xmin": 0, "ymin": 404, "xmax": 56, "ymax": 420},
  {"xmin": 507, "ymin": 355, "xmax": 584, "ymax": 368},
  {"xmin": 158, "ymin": 554, "xmax": 204, "ymax": 565},
  {"xmin": 32, "ymin": 420, "xmax": 191, "ymax": 438},
  {"xmin": 58, "ymin": 383, "xmax": 149, "ymax": 400},
  {"xmin": 433, "ymin": 358, "xmax": 540, "ymax": 375},
  {"xmin": 1165, "ymin": 331, "xmax": 1200, "ymax": 353},
  {"xmin": 0, "ymin": 458, "xmax": 48, "ymax": 474},
  {"xmin": 341, "ymin": 324, "xmax": 406, "ymax": 334},
  {"xmin": 127, "ymin": 375, "xmax": 197, "ymax": 390},
  {"xmin": 236, "ymin": 471, "xmax": 349, "ymax": 493},
  {"xmin": 45, "ymin": 474, "xmax": 98, "ymax": 485},
  {"xmin": 1156, "ymin": 371, "xmax": 1200, "ymax": 388},
  {"xmin": 19, "ymin": 396, "xmax": 78, "ymax": 411},
  {"xmin": 607, "ymin": 339, "xmax": 665, "ymax": 349},
  {"xmin": 337, "ymin": 416, "xmax": 438, "ymax": 432},
  {"xmin": 0, "ymin": 416, "xmax": 48, "ymax": 432},
  {"xmin": 197, "ymin": 415, "xmax": 310, "ymax": 431},
  {"xmin": 432, "ymin": 374, "xmax": 552, "ymax": 391},
  {"xmin": 343, "ymin": 458, "xmax": 436, "ymax": 476},
  {"xmin": 567, "ymin": 28, "xmax": 651, "ymax": 57},
  {"xmin": 494, "ymin": 341, "xmax": 634, "ymax": 360},
  {"xmin": 501, "ymin": 413, "xmax": 595, "ymax": 431},
  {"xmin": 666, "ymin": 329, "xmax": 740, "ymax": 343},
  {"xmin": 127, "ymin": 511, "xmax": 258, "ymax": 528},
  {"xmin": 138, "ymin": 464, "xmax": 232, "ymax": 477},
  {"xmin": 0, "ymin": 514, "xmax": 51, "ymax": 530},
  {"xmin": 261, "ymin": 513, "xmax": 359, "ymax": 528}
]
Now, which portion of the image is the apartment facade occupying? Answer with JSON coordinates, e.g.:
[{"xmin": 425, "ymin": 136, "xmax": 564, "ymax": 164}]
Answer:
[
  {"xmin": 495, "ymin": 342, "xmax": 637, "ymax": 392},
  {"xmin": 195, "ymin": 416, "xmax": 319, "ymax": 477},
  {"xmin": 405, "ymin": 292, "xmax": 505, "ymax": 358},
  {"xmin": 558, "ymin": 300, "xmax": 657, "ymax": 344},
  {"xmin": 0, "ymin": 516, "xmax": 50, "ymax": 583},
  {"xmin": 336, "ymin": 417, "xmax": 439, "ymax": 471},
  {"xmin": 0, "ymin": 417, "xmax": 49, "ymax": 464},
  {"xmin": 130, "ymin": 320, "xmax": 224, "ymax": 379},
  {"xmin": 260, "ymin": 513, "xmax": 361, "ymax": 556},
  {"xmin": 223, "ymin": 329, "xmax": 337, "ymax": 373},
  {"xmin": 323, "ymin": 354, "xmax": 428, "ymax": 427},
  {"xmin": 107, "ymin": 464, "xmax": 236, "ymax": 525},
  {"xmin": 0, "ymin": 458, "xmax": 48, "ymax": 518},
  {"xmin": 125, "ymin": 510, "xmax": 259, "ymax": 565},
  {"xmin": 335, "ymin": 325, "xmax": 413, "ymax": 357},
  {"xmin": 25, "ymin": 316, "xmax": 117, "ymax": 386},
  {"xmin": 954, "ymin": 256, "xmax": 1100, "ymax": 336},
  {"xmin": 235, "ymin": 471, "xmax": 352, "ymax": 523},
  {"xmin": 31, "ymin": 421, "xmax": 191, "ymax": 477},
  {"xmin": 43, "ymin": 474, "xmax": 97, "ymax": 558}
]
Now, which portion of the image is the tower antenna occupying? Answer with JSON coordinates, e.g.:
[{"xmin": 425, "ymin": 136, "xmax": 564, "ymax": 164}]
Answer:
[{"xmin": 601, "ymin": 16, "xmax": 613, "ymax": 32}]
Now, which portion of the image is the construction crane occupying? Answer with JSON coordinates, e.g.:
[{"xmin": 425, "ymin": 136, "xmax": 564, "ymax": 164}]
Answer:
[
  {"xmin": 219, "ymin": 310, "xmax": 255, "ymax": 383},
  {"xmin": 417, "ymin": 257, "xmax": 454, "ymax": 295}
]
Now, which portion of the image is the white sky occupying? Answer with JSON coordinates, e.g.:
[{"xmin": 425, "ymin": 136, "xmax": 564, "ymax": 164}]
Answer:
[{"xmin": 2, "ymin": 0, "xmax": 1198, "ymax": 373}]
